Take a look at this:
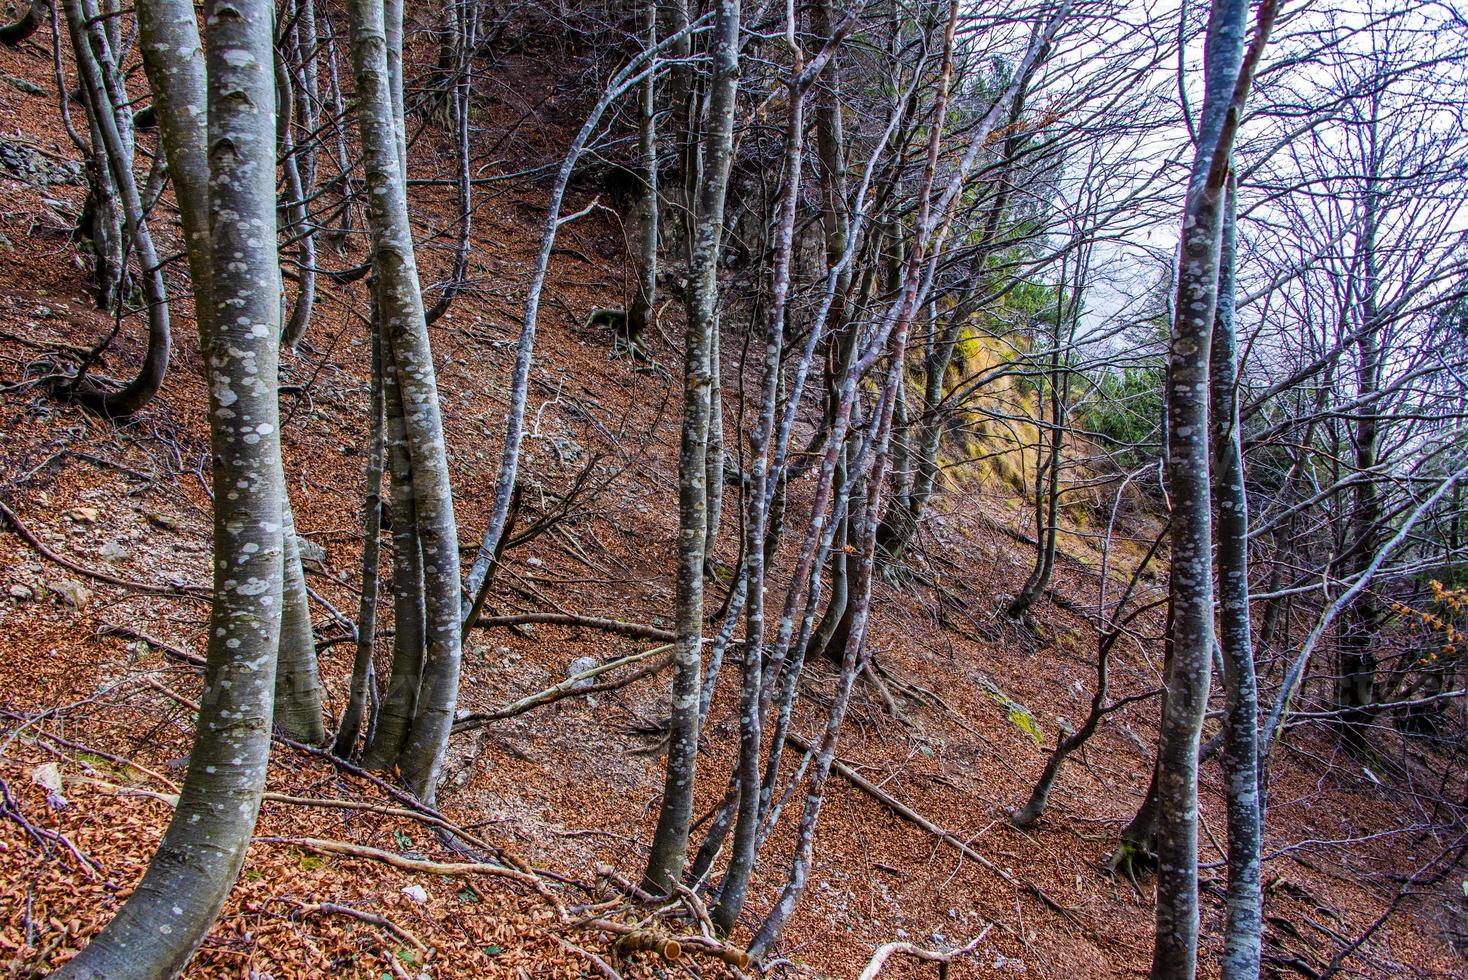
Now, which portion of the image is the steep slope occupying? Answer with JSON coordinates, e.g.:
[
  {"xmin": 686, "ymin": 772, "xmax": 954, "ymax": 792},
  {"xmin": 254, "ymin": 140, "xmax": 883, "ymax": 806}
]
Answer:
[{"xmin": 0, "ymin": 16, "xmax": 1458, "ymax": 979}]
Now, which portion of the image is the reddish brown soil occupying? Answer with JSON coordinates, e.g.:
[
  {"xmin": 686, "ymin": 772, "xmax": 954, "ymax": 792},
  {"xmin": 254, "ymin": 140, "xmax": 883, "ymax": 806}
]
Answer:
[{"xmin": 0, "ymin": 17, "xmax": 1460, "ymax": 980}]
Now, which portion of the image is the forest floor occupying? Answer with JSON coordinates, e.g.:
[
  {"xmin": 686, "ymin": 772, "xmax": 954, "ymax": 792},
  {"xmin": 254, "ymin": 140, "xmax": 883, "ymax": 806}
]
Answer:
[{"xmin": 0, "ymin": 21, "xmax": 1460, "ymax": 980}]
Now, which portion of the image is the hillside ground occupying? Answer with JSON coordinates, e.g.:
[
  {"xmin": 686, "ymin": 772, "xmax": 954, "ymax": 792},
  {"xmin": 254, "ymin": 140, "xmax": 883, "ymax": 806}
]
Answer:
[{"xmin": 0, "ymin": 19, "xmax": 1459, "ymax": 979}]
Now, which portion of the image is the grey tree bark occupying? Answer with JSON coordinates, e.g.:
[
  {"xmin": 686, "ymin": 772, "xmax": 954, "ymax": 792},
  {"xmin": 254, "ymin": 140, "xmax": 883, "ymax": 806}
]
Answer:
[
  {"xmin": 60, "ymin": 0, "xmax": 172, "ymax": 418},
  {"xmin": 710, "ymin": 5, "xmax": 806, "ymax": 930},
  {"xmin": 1150, "ymin": 1, "xmax": 1272, "ymax": 976},
  {"xmin": 334, "ymin": 308, "xmax": 387, "ymax": 758},
  {"xmin": 643, "ymin": 0, "xmax": 741, "ymax": 896},
  {"xmin": 1208, "ymin": 173, "xmax": 1262, "ymax": 980},
  {"xmin": 274, "ymin": 497, "xmax": 326, "ymax": 743},
  {"xmin": 345, "ymin": 0, "xmax": 462, "ymax": 801},
  {"xmin": 276, "ymin": 2, "xmax": 318, "ymax": 350},
  {"xmin": 625, "ymin": 0, "xmax": 658, "ymax": 346},
  {"xmin": 54, "ymin": 0, "xmax": 286, "ymax": 972}
]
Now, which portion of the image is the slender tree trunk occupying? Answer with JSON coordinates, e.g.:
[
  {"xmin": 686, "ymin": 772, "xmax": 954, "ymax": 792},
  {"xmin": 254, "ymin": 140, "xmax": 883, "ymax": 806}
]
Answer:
[
  {"xmin": 1151, "ymin": 3, "xmax": 1260, "ymax": 975},
  {"xmin": 626, "ymin": 0, "xmax": 658, "ymax": 345},
  {"xmin": 55, "ymin": 0, "xmax": 286, "ymax": 971},
  {"xmin": 1152, "ymin": 172, "xmax": 1222, "ymax": 980},
  {"xmin": 710, "ymin": 16, "xmax": 806, "ymax": 929},
  {"xmin": 277, "ymin": 5, "xmax": 318, "ymax": 349},
  {"xmin": 345, "ymin": 0, "xmax": 462, "ymax": 801},
  {"xmin": 335, "ymin": 308, "xmax": 387, "ymax": 758},
  {"xmin": 424, "ymin": 0, "xmax": 475, "ymax": 325},
  {"xmin": 459, "ymin": 18, "xmax": 702, "ymax": 632},
  {"xmin": 61, "ymin": 0, "xmax": 171, "ymax": 418},
  {"xmin": 1338, "ymin": 149, "xmax": 1383, "ymax": 756},
  {"xmin": 704, "ymin": 322, "xmax": 725, "ymax": 571},
  {"xmin": 643, "ymin": 0, "xmax": 741, "ymax": 896},
  {"xmin": 1208, "ymin": 173, "xmax": 1262, "ymax": 980},
  {"xmin": 1008, "ymin": 287, "xmax": 1068, "ymax": 620}
]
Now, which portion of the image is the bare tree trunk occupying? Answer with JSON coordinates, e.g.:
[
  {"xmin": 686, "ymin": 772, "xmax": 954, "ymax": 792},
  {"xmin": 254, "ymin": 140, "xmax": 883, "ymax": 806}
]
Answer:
[
  {"xmin": 277, "ymin": 0, "xmax": 318, "ymax": 350},
  {"xmin": 626, "ymin": 0, "xmax": 658, "ymax": 345},
  {"xmin": 1208, "ymin": 173, "xmax": 1262, "ymax": 980},
  {"xmin": 424, "ymin": 0, "xmax": 475, "ymax": 325},
  {"xmin": 459, "ymin": 18, "xmax": 701, "ymax": 633},
  {"xmin": 1151, "ymin": 1, "xmax": 1272, "ymax": 975},
  {"xmin": 704, "ymin": 321, "xmax": 725, "ymax": 573},
  {"xmin": 1008, "ymin": 279, "xmax": 1069, "ymax": 620},
  {"xmin": 335, "ymin": 308, "xmax": 387, "ymax": 758},
  {"xmin": 710, "ymin": 9, "xmax": 807, "ymax": 929},
  {"xmin": 1338, "ymin": 148, "xmax": 1383, "ymax": 756},
  {"xmin": 361, "ymin": 337, "xmax": 427, "ymax": 769},
  {"xmin": 643, "ymin": 0, "xmax": 741, "ymax": 896},
  {"xmin": 61, "ymin": 0, "xmax": 172, "ymax": 418},
  {"xmin": 55, "ymin": 0, "xmax": 286, "ymax": 971},
  {"xmin": 346, "ymin": 0, "xmax": 462, "ymax": 801}
]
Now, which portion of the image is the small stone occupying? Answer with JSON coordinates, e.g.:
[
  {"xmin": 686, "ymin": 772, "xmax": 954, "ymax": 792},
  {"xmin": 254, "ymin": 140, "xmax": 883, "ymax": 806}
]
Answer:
[
  {"xmin": 144, "ymin": 511, "xmax": 179, "ymax": 532},
  {"xmin": 526, "ymin": 556, "xmax": 543, "ymax": 568},
  {"xmin": 566, "ymin": 656, "xmax": 599, "ymax": 689},
  {"xmin": 50, "ymin": 580, "xmax": 90, "ymax": 609},
  {"xmin": 100, "ymin": 540, "xmax": 128, "ymax": 561},
  {"xmin": 68, "ymin": 507, "xmax": 100, "ymax": 523},
  {"xmin": 31, "ymin": 763, "xmax": 66, "ymax": 810},
  {"xmin": 401, "ymin": 884, "xmax": 428, "ymax": 903},
  {"xmin": 296, "ymin": 534, "xmax": 327, "ymax": 564},
  {"xmin": 9, "ymin": 584, "xmax": 33, "ymax": 600}
]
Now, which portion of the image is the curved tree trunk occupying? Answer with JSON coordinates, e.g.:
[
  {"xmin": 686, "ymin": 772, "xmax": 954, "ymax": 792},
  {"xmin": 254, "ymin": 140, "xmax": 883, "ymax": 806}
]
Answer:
[
  {"xmin": 61, "ymin": 0, "xmax": 171, "ymax": 418},
  {"xmin": 335, "ymin": 310, "xmax": 387, "ymax": 759},
  {"xmin": 345, "ymin": 0, "xmax": 462, "ymax": 802},
  {"xmin": 55, "ymin": 0, "xmax": 285, "ymax": 972}
]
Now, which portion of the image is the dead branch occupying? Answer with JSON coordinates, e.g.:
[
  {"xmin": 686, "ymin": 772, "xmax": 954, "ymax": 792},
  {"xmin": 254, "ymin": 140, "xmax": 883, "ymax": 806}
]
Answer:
[
  {"xmin": 858, "ymin": 926, "xmax": 992, "ymax": 979},
  {"xmin": 0, "ymin": 499, "xmax": 209, "ymax": 601},
  {"xmin": 260, "ymin": 836, "xmax": 748, "ymax": 966},
  {"xmin": 453, "ymin": 643, "xmax": 674, "ymax": 732},
  {"xmin": 98, "ymin": 623, "xmax": 206, "ymax": 667},
  {"xmin": 472, "ymin": 611, "xmax": 675, "ymax": 641},
  {"xmin": 786, "ymin": 733, "xmax": 1081, "ymax": 923},
  {"xmin": 551, "ymin": 935, "xmax": 623, "ymax": 979},
  {"xmin": 286, "ymin": 899, "xmax": 426, "ymax": 952}
]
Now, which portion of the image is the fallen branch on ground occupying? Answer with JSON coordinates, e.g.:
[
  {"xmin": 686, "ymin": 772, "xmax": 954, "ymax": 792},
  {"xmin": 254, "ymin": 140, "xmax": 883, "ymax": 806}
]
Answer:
[
  {"xmin": 0, "ymin": 499, "xmax": 208, "ymax": 601},
  {"xmin": 858, "ymin": 926, "xmax": 992, "ymax": 979},
  {"xmin": 453, "ymin": 643, "xmax": 674, "ymax": 732},
  {"xmin": 98, "ymin": 623, "xmax": 206, "ymax": 667},
  {"xmin": 285, "ymin": 899, "xmax": 426, "ymax": 952},
  {"xmin": 786, "ymin": 733, "xmax": 1081, "ymax": 923},
  {"xmin": 261, "ymin": 835, "xmax": 750, "ymax": 967},
  {"xmin": 551, "ymin": 934, "xmax": 622, "ymax": 979},
  {"xmin": 472, "ymin": 611, "xmax": 675, "ymax": 641}
]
